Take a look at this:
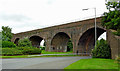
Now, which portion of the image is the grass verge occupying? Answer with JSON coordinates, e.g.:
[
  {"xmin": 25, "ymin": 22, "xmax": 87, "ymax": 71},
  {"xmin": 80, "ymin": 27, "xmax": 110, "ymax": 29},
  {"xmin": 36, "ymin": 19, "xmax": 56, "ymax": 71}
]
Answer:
[
  {"xmin": 41, "ymin": 50, "xmax": 73, "ymax": 54},
  {"xmin": 64, "ymin": 58, "xmax": 118, "ymax": 69},
  {"xmin": 0, "ymin": 55, "xmax": 28, "ymax": 58},
  {"xmin": 1, "ymin": 55, "xmax": 79, "ymax": 58}
]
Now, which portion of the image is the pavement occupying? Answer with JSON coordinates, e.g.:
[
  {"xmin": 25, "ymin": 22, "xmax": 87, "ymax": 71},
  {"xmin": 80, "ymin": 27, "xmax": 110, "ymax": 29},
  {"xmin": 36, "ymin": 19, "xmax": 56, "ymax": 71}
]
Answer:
[{"xmin": 2, "ymin": 56, "xmax": 91, "ymax": 69}]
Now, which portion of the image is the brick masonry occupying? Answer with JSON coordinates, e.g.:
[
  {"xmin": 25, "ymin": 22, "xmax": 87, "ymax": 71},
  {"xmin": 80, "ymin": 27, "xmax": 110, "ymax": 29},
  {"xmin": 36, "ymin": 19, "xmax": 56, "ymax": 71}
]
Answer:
[
  {"xmin": 107, "ymin": 29, "xmax": 120, "ymax": 59},
  {"xmin": 11, "ymin": 17, "xmax": 119, "ymax": 59}
]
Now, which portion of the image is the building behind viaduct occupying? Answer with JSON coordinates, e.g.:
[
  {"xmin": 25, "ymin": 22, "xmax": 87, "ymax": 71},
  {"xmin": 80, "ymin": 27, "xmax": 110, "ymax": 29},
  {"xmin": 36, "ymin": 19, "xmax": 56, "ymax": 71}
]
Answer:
[{"xmin": 11, "ymin": 17, "xmax": 119, "ymax": 59}]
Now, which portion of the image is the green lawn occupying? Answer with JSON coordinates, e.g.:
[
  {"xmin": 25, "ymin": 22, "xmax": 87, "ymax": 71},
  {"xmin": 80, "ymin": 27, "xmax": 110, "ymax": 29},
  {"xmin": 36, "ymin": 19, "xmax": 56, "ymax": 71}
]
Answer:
[
  {"xmin": 64, "ymin": 58, "xmax": 118, "ymax": 69},
  {"xmin": 1, "ymin": 55, "xmax": 79, "ymax": 58},
  {"xmin": 41, "ymin": 50, "xmax": 73, "ymax": 54},
  {"xmin": 1, "ymin": 50, "xmax": 74, "ymax": 58},
  {"xmin": 0, "ymin": 55, "xmax": 28, "ymax": 58}
]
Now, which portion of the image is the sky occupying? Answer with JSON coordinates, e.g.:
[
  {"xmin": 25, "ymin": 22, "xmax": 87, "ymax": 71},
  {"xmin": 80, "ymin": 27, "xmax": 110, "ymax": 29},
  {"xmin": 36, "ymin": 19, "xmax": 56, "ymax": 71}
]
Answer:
[{"xmin": 0, "ymin": 0, "xmax": 108, "ymax": 40}]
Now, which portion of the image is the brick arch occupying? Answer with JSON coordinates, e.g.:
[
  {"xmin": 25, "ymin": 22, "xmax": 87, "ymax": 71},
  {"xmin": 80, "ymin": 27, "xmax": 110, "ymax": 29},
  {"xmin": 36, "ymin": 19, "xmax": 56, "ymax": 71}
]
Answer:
[
  {"xmin": 51, "ymin": 31, "xmax": 71, "ymax": 40},
  {"xmin": 51, "ymin": 32, "xmax": 72, "ymax": 52},
  {"xmin": 14, "ymin": 38, "xmax": 20, "ymax": 46},
  {"xmin": 29, "ymin": 35, "xmax": 44, "ymax": 48},
  {"xmin": 77, "ymin": 27, "xmax": 106, "ymax": 53}
]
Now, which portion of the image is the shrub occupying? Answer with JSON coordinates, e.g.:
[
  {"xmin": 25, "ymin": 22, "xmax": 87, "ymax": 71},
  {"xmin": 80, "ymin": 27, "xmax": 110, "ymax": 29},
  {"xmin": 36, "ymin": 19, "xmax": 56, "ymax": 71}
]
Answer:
[
  {"xmin": 2, "ymin": 48, "xmax": 23, "ymax": 56},
  {"xmin": 67, "ymin": 39, "xmax": 73, "ymax": 52},
  {"xmin": 115, "ymin": 56, "xmax": 120, "ymax": 63},
  {"xmin": 18, "ymin": 37, "xmax": 32, "ymax": 47},
  {"xmin": 0, "ymin": 40, "xmax": 2, "ymax": 47},
  {"xmin": 16, "ymin": 47, "xmax": 41, "ymax": 55},
  {"xmin": 2, "ymin": 41, "xmax": 16, "ymax": 48},
  {"xmin": 113, "ymin": 31, "xmax": 120, "ymax": 36},
  {"xmin": 2, "ymin": 47, "xmax": 41, "ymax": 56},
  {"xmin": 0, "ymin": 32, "xmax": 2, "ymax": 47},
  {"xmin": 92, "ymin": 39, "xmax": 111, "ymax": 59},
  {"xmin": 40, "ymin": 46, "xmax": 45, "ymax": 50}
]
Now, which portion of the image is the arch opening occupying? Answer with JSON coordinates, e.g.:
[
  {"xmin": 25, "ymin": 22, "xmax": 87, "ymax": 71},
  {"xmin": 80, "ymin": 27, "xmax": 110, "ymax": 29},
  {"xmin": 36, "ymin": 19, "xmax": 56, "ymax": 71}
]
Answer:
[
  {"xmin": 51, "ymin": 32, "xmax": 72, "ymax": 52},
  {"xmin": 98, "ymin": 32, "xmax": 106, "ymax": 40},
  {"xmin": 77, "ymin": 27, "xmax": 106, "ymax": 54},
  {"xmin": 14, "ymin": 38, "xmax": 20, "ymax": 46},
  {"xmin": 40, "ymin": 39, "xmax": 46, "ymax": 50},
  {"xmin": 29, "ymin": 36, "xmax": 43, "ymax": 48}
]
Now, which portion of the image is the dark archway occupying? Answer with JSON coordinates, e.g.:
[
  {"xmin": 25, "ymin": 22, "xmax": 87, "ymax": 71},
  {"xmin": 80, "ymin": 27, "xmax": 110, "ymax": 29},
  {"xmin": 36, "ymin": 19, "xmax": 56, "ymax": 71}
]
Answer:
[
  {"xmin": 51, "ymin": 32, "xmax": 71, "ymax": 52},
  {"xmin": 29, "ymin": 36, "xmax": 43, "ymax": 48},
  {"xmin": 77, "ymin": 27, "xmax": 106, "ymax": 53},
  {"xmin": 14, "ymin": 38, "xmax": 20, "ymax": 46}
]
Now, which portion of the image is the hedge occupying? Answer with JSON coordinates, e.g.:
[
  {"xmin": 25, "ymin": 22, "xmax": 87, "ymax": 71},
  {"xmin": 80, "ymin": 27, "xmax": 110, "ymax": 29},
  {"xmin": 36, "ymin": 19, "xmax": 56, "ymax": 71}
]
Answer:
[
  {"xmin": 2, "ymin": 47, "xmax": 42, "ymax": 56},
  {"xmin": 92, "ymin": 39, "xmax": 111, "ymax": 59},
  {"xmin": 2, "ymin": 48, "xmax": 23, "ymax": 56},
  {"xmin": 18, "ymin": 37, "xmax": 32, "ymax": 47},
  {"xmin": 2, "ymin": 41, "xmax": 16, "ymax": 48},
  {"xmin": 16, "ymin": 47, "xmax": 41, "ymax": 55}
]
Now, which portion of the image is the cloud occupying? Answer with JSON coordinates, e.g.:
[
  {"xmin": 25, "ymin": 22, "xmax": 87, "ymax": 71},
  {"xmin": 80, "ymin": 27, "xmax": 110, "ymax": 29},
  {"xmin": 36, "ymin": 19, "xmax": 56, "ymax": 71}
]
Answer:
[
  {"xmin": 0, "ymin": 0, "xmax": 107, "ymax": 34},
  {"xmin": 47, "ymin": 0, "xmax": 56, "ymax": 5},
  {"xmin": 0, "ymin": 13, "xmax": 31, "ymax": 22},
  {"xmin": 108, "ymin": 0, "xmax": 120, "ymax": 2}
]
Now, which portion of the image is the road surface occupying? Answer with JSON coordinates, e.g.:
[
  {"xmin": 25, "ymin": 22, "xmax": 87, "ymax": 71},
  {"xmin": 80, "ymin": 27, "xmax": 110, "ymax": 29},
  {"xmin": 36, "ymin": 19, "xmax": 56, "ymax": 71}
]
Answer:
[{"xmin": 2, "ymin": 56, "xmax": 91, "ymax": 69}]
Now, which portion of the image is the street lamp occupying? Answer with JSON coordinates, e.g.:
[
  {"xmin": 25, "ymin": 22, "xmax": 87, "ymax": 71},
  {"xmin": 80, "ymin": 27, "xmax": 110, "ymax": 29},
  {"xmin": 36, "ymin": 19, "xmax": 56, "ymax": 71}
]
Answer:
[{"xmin": 82, "ymin": 8, "xmax": 97, "ymax": 47}]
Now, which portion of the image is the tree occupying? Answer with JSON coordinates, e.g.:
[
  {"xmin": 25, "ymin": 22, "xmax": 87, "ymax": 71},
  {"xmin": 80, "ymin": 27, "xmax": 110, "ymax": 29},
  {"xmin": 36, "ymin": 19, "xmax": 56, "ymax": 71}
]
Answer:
[
  {"xmin": 102, "ymin": 1, "xmax": 120, "ymax": 35},
  {"xmin": 67, "ymin": 39, "xmax": 73, "ymax": 51},
  {"xmin": 18, "ymin": 37, "xmax": 32, "ymax": 47},
  {"xmin": 2, "ymin": 26, "xmax": 13, "ymax": 41},
  {"xmin": 92, "ymin": 39, "xmax": 111, "ymax": 59},
  {"xmin": 0, "ymin": 32, "xmax": 2, "ymax": 47}
]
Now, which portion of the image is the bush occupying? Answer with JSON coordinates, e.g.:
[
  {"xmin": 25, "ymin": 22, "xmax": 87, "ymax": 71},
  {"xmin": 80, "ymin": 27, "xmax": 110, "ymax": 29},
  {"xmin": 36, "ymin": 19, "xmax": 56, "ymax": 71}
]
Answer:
[
  {"xmin": 113, "ymin": 31, "xmax": 120, "ymax": 36},
  {"xmin": 92, "ymin": 39, "xmax": 111, "ymax": 59},
  {"xmin": 67, "ymin": 39, "xmax": 73, "ymax": 52},
  {"xmin": 18, "ymin": 37, "xmax": 32, "ymax": 47},
  {"xmin": 0, "ymin": 40, "xmax": 2, "ymax": 47},
  {"xmin": 115, "ymin": 56, "xmax": 120, "ymax": 63},
  {"xmin": 2, "ymin": 41, "xmax": 16, "ymax": 48},
  {"xmin": 2, "ymin": 48, "xmax": 23, "ymax": 56},
  {"xmin": 0, "ymin": 32, "xmax": 2, "ymax": 47},
  {"xmin": 16, "ymin": 47, "xmax": 41, "ymax": 55},
  {"xmin": 2, "ymin": 47, "xmax": 42, "ymax": 56},
  {"xmin": 40, "ymin": 46, "xmax": 45, "ymax": 50}
]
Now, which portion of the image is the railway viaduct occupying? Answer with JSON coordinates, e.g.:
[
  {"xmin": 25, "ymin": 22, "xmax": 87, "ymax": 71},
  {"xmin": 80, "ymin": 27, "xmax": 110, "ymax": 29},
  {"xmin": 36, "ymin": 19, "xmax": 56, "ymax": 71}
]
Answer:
[{"xmin": 11, "ymin": 17, "xmax": 119, "ymax": 59}]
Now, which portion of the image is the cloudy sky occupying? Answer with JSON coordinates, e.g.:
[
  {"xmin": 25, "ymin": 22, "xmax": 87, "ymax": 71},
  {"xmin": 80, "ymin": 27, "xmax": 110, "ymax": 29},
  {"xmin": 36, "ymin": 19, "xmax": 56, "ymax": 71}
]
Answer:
[{"xmin": 0, "ymin": 0, "xmax": 108, "ymax": 40}]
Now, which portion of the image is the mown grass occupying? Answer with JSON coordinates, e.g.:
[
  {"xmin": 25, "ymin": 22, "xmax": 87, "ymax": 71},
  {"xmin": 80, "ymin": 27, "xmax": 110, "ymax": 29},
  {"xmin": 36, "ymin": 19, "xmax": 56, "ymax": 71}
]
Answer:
[
  {"xmin": 1, "ymin": 50, "xmax": 74, "ymax": 58},
  {"xmin": 1, "ymin": 55, "xmax": 79, "ymax": 58},
  {"xmin": 0, "ymin": 55, "xmax": 28, "ymax": 58},
  {"xmin": 64, "ymin": 58, "xmax": 118, "ymax": 69},
  {"xmin": 41, "ymin": 50, "xmax": 73, "ymax": 54}
]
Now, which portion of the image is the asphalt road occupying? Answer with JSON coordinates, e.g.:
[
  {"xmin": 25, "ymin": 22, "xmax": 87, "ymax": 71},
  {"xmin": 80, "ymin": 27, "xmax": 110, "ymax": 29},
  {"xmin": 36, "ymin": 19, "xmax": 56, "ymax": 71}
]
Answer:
[{"xmin": 2, "ymin": 56, "xmax": 91, "ymax": 69}]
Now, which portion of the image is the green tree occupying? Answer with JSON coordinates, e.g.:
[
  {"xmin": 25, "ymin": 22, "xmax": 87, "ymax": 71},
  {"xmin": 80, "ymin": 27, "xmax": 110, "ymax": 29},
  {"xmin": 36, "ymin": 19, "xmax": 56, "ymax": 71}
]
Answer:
[
  {"xmin": 92, "ymin": 39, "xmax": 111, "ymax": 59},
  {"xmin": 67, "ymin": 39, "xmax": 73, "ymax": 52},
  {"xmin": 0, "ymin": 32, "xmax": 2, "ymax": 55},
  {"xmin": 0, "ymin": 32, "xmax": 2, "ymax": 47},
  {"xmin": 102, "ymin": 1, "xmax": 120, "ymax": 35},
  {"xmin": 18, "ymin": 37, "xmax": 32, "ymax": 47},
  {"xmin": 2, "ymin": 41, "xmax": 16, "ymax": 48},
  {"xmin": 2, "ymin": 26, "xmax": 13, "ymax": 41}
]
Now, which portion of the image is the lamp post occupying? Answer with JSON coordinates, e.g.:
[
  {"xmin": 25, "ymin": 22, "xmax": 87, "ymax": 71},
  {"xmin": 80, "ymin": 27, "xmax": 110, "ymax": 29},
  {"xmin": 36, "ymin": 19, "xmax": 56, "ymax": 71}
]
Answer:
[{"xmin": 82, "ymin": 8, "xmax": 97, "ymax": 47}]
